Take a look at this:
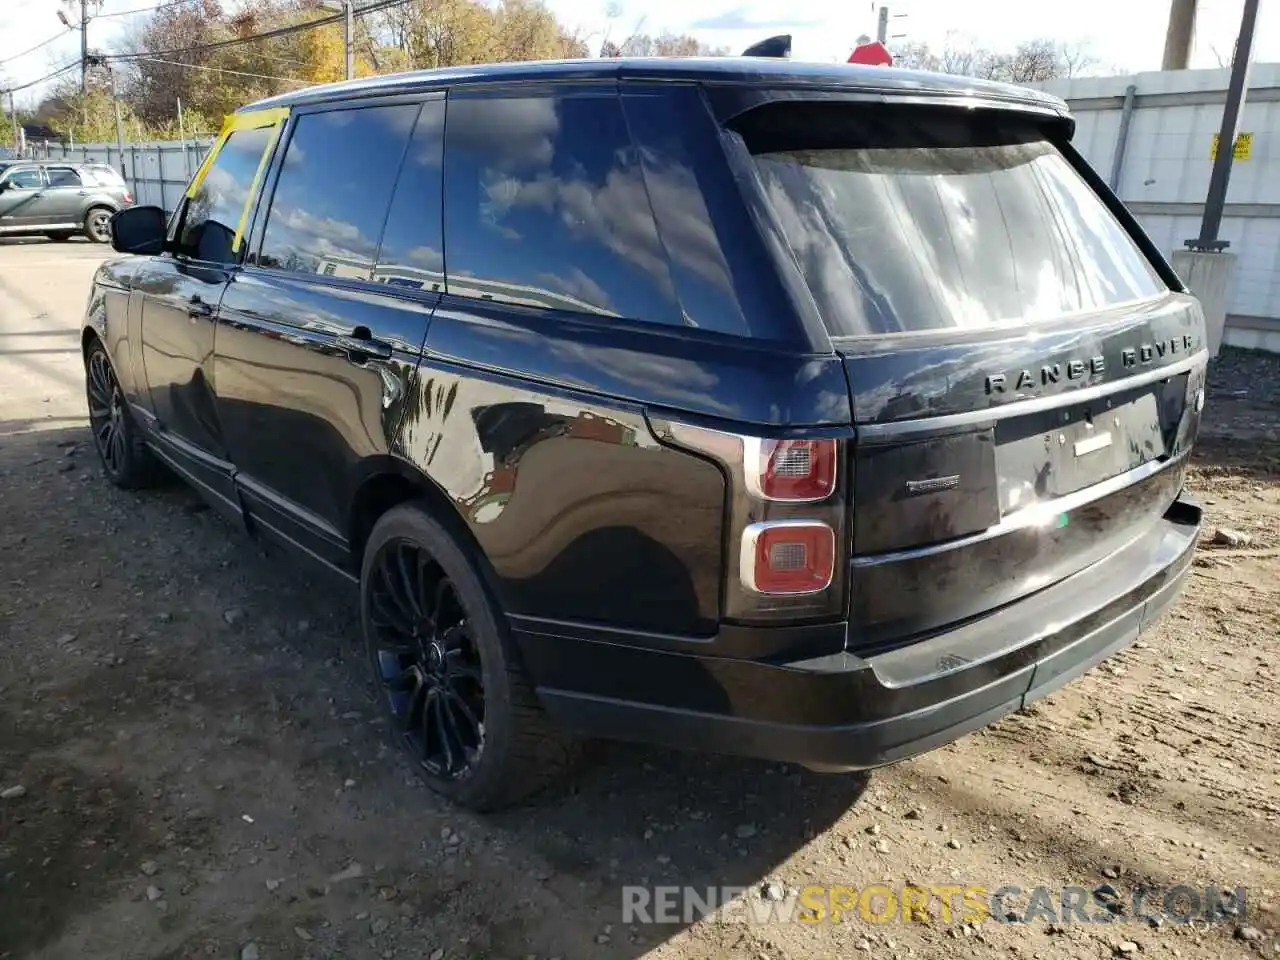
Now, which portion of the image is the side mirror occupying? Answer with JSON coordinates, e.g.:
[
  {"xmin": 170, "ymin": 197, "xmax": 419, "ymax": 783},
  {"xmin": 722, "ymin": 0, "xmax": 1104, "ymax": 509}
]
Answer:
[{"xmin": 110, "ymin": 205, "xmax": 168, "ymax": 255}]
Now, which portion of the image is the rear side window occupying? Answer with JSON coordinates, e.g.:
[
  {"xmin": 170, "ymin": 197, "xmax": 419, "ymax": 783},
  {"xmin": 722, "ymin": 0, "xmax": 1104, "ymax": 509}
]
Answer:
[
  {"xmin": 443, "ymin": 92, "xmax": 684, "ymax": 325},
  {"xmin": 740, "ymin": 104, "xmax": 1166, "ymax": 337},
  {"xmin": 374, "ymin": 100, "xmax": 446, "ymax": 293},
  {"xmin": 46, "ymin": 167, "xmax": 84, "ymax": 187},
  {"xmin": 87, "ymin": 165, "xmax": 125, "ymax": 186},
  {"xmin": 179, "ymin": 125, "xmax": 274, "ymax": 263},
  {"xmin": 257, "ymin": 104, "xmax": 420, "ymax": 278}
]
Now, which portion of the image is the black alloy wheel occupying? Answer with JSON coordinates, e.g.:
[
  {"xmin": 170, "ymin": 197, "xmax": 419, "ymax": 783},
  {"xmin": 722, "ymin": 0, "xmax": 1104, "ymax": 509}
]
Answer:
[
  {"xmin": 360, "ymin": 505, "xmax": 580, "ymax": 810},
  {"xmin": 368, "ymin": 539, "xmax": 487, "ymax": 779},
  {"xmin": 85, "ymin": 340, "xmax": 162, "ymax": 489}
]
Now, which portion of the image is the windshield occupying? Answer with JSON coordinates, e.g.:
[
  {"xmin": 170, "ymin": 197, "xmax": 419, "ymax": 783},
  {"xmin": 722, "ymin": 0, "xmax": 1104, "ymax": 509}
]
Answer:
[{"xmin": 739, "ymin": 104, "xmax": 1165, "ymax": 337}]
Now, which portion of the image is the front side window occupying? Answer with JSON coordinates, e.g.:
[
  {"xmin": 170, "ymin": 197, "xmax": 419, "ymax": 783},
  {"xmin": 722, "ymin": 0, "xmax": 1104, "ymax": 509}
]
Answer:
[
  {"xmin": 179, "ymin": 124, "xmax": 275, "ymax": 263},
  {"xmin": 257, "ymin": 103, "xmax": 420, "ymax": 278},
  {"xmin": 46, "ymin": 167, "xmax": 84, "ymax": 187},
  {"xmin": 443, "ymin": 92, "xmax": 684, "ymax": 324},
  {"xmin": 741, "ymin": 103, "xmax": 1166, "ymax": 337},
  {"xmin": 3, "ymin": 168, "xmax": 44, "ymax": 189}
]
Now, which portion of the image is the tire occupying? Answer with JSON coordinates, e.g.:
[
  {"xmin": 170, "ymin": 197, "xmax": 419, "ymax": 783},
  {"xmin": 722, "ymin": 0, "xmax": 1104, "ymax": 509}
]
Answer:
[
  {"xmin": 83, "ymin": 206, "xmax": 113, "ymax": 243},
  {"xmin": 46, "ymin": 231, "xmax": 74, "ymax": 242},
  {"xmin": 84, "ymin": 338, "xmax": 164, "ymax": 489},
  {"xmin": 360, "ymin": 503, "xmax": 580, "ymax": 811}
]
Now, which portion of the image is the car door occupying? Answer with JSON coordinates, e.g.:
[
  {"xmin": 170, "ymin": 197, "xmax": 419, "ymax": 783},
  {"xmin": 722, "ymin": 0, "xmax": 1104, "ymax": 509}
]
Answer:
[
  {"xmin": 39, "ymin": 166, "xmax": 91, "ymax": 224},
  {"xmin": 0, "ymin": 165, "xmax": 48, "ymax": 228},
  {"xmin": 214, "ymin": 97, "xmax": 442, "ymax": 569},
  {"xmin": 135, "ymin": 112, "xmax": 283, "ymax": 518}
]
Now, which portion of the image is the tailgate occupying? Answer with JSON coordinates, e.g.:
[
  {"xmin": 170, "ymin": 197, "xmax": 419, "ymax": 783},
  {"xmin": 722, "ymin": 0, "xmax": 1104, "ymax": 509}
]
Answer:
[
  {"xmin": 731, "ymin": 97, "xmax": 1208, "ymax": 651},
  {"xmin": 842, "ymin": 295, "xmax": 1206, "ymax": 650}
]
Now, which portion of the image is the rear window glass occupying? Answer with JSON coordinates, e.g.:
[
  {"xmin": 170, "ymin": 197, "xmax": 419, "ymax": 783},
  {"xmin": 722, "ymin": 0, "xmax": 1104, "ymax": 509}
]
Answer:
[
  {"xmin": 87, "ymin": 165, "xmax": 125, "ymax": 186},
  {"xmin": 739, "ymin": 104, "xmax": 1165, "ymax": 337}
]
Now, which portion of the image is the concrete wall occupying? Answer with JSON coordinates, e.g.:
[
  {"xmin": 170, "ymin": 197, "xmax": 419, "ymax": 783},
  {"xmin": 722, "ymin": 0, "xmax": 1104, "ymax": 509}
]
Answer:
[{"xmin": 1037, "ymin": 65, "xmax": 1280, "ymax": 354}]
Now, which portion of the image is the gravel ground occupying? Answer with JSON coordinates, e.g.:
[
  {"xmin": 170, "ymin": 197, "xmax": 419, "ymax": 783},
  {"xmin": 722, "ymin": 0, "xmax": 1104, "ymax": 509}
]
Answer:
[{"xmin": 1, "ymin": 242, "xmax": 1278, "ymax": 960}]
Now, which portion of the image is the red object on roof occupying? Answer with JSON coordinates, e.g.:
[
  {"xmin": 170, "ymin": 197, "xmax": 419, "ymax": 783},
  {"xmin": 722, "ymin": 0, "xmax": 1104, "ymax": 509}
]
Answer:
[{"xmin": 848, "ymin": 41, "xmax": 893, "ymax": 66}]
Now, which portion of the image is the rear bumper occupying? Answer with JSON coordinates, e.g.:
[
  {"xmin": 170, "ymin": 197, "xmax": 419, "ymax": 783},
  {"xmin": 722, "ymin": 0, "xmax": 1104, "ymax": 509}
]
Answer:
[{"xmin": 514, "ymin": 492, "xmax": 1201, "ymax": 771}]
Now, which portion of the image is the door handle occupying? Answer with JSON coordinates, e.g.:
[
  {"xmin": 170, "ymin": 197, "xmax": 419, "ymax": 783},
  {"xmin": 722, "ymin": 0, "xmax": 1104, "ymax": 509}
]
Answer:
[
  {"xmin": 187, "ymin": 295, "xmax": 214, "ymax": 320},
  {"xmin": 76, "ymin": 190, "xmax": 88, "ymax": 196},
  {"xmin": 336, "ymin": 331, "xmax": 393, "ymax": 361}
]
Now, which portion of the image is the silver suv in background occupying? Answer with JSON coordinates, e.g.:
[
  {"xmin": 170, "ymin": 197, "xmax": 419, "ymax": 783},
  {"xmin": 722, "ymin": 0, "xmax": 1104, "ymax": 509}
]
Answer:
[{"xmin": 0, "ymin": 161, "xmax": 134, "ymax": 243}]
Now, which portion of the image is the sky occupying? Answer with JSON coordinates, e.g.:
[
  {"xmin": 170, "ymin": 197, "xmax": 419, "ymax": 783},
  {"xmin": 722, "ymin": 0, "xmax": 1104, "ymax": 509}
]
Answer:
[{"xmin": 3, "ymin": 0, "xmax": 1279, "ymax": 106}]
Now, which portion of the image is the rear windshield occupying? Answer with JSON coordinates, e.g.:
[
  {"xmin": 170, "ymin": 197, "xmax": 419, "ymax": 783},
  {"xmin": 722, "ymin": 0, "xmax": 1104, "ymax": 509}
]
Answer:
[{"xmin": 738, "ymin": 104, "xmax": 1165, "ymax": 337}]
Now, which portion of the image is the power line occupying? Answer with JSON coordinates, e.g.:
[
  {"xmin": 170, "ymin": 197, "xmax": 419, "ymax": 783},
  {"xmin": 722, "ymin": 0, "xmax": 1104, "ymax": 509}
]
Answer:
[
  {"xmin": 0, "ymin": 29, "xmax": 72, "ymax": 67},
  {"xmin": 3, "ymin": 60, "xmax": 82, "ymax": 94},
  {"xmin": 130, "ymin": 54, "xmax": 312, "ymax": 87},
  {"xmin": 96, "ymin": 0, "xmax": 203, "ymax": 19},
  {"xmin": 104, "ymin": 0, "xmax": 410, "ymax": 63}
]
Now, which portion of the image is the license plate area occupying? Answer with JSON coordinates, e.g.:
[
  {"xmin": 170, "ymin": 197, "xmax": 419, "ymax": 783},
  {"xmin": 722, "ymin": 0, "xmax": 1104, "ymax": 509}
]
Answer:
[{"xmin": 995, "ymin": 387, "xmax": 1170, "ymax": 514}]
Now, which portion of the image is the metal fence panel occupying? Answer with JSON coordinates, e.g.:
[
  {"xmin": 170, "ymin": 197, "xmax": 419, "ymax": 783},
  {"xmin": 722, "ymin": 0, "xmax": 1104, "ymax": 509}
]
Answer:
[{"xmin": 21, "ymin": 137, "xmax": 215, "ymax": 215}]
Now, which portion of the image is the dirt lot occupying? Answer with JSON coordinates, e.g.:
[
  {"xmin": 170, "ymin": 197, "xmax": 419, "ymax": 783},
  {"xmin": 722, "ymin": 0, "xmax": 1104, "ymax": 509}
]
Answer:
[{"xmin": 1, "ymin": 240, "xmax": 1278, "ymax": 960}]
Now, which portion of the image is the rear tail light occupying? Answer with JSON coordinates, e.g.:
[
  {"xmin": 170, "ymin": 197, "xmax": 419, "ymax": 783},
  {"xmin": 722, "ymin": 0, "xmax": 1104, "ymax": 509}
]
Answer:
[
  {"xmin": 123, "ymin": 191, "xmax": 134, "ymax": 204},
  {"xmin": 740, "ymin": 521, "xmax": 835, "ymax": 595},
  {"xmin": 744, "ymin": 438, "xmax": 837, "ymax": 502}
]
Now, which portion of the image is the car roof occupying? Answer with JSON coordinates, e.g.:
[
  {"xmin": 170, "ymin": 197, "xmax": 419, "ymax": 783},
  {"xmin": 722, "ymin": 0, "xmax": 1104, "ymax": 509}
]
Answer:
[{"xmin": 241, "ymin": 56, "xmax": 1068, "ymax": 117}]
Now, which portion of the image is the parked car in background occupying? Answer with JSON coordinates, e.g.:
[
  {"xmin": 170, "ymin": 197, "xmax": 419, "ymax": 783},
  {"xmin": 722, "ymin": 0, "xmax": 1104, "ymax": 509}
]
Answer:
[
  {"xmin": 84, "ymin": 58, "xmax": 1207, "ymax": 812},
  {"xmin": 0, "ymin": 160, "xmax": 133, "ymax": 242}
]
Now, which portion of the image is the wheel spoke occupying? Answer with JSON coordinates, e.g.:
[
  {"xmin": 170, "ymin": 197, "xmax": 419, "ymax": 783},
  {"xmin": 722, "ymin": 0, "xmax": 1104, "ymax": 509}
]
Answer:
[
  {"xmin": 111, "ymin": 422, "xmax": 127, "ymax": 466},
  {"xmin": 431, "ymin": 578, "xmax": 458, "ymax": 639},
  {"xmin": 369, "ymin": 588, "xmax": 414, "ymax": 639},
  {"xmin": 394, "ymin": 544, "xmax": 424, "ymax": 619},
  {"xmin": 397, "ymin": 671, "xmax": 426, "ymax": 735},
  {"xmin": 444, "ymin": 688, "xmax": 483, "ymax": 742},
  {"xmin": 431, "ymin": 689, "xmax": 460, "ymax": 774},
  {"xmin": 377, "ymin": 559, "xmax": 417, "ymax": 626},
  {"xmin": 444, "ymin": 647, "xmax": 482, "ymax": 685}
]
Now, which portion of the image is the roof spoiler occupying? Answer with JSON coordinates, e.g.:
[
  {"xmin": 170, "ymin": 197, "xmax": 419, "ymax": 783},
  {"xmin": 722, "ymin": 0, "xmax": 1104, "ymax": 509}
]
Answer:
[{"xmin": 741, "ymin": 34, "xmax": 792, "ymax": 58}]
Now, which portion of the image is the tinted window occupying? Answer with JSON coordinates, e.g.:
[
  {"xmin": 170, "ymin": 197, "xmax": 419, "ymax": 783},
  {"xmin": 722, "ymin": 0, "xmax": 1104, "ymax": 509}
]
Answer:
[
  {"xmin": 258, "ymin": 104, "xmax": 419, "ymax": 278},
  {"xmin": 180, "ymin": 125, "xmax": 274, "ymax": 263},
  {"xmin": 741, "ymin": 104, "xmax": 1165, "ymax": 337},
  {"xmin": 46, "ymin": 167, "xmax": 84, "ymax": 187},
  {"xmin": 443, "ymin": 93, "xmax": 683, "ymax": 324},
  {"xmin": 4, "ymin": 168, "xmax": 43, "ymax": 188},
  {"xmin": 375, "ymin": 101, "xmax": 445, "ymax": 293}
]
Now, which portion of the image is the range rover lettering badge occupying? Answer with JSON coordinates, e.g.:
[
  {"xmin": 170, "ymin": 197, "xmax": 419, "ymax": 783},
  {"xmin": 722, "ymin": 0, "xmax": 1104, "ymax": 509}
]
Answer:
[
  {"xmin": 1073, "ymin": 431, "xmax": 1113, "ymax": 457},
  {"xmin": 905, "ymin": 475, "xmax": 961, "ymax": 495}
]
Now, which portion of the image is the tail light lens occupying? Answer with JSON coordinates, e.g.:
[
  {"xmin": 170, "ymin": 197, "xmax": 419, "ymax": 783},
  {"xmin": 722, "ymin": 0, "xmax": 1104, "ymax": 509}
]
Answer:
[
  {"xmin": 744, "ymin": 438, "xmax": 837, "ymax": 502},
  {"xmin": 123, "ymin": 191, "xmax": 134, "ymax": 204},
  {"xmin": 740, "ymin": 521, "xmax": 835, "ymax": 595}
]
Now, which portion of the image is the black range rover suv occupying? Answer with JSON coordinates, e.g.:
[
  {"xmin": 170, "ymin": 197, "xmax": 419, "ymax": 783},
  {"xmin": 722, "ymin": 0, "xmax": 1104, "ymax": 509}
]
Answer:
[{"xmin": 87, "ymin": 57, "xmax": 1207, "ymax": 810}]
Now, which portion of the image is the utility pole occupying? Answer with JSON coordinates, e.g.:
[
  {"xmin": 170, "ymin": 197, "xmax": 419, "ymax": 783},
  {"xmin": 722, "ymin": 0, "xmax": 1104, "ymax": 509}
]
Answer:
[
  {"xmin": 1187, "ymin": 0, "xmax": 1260, "ymax": 251},
  {"xmin": 80, "ymin": 0, "xmax": 89, "ymax": 93},
  {"xmin": 876, "ymin": 5, "xmax": 889, "ymax": 44},
  {"xmin": 8, "ymin": 90, "xmax": 20, "ymax": 159},
  {"xmin": 1161, "ymin": 0, "xmax": 1197, "ymax": 71},
  {"xmin": 345, "ymin": 0, "xmax": 354, "ymax": 80},
  {"xmin": 58, "ymin": 1, "xmax": 101, "ymax": 94},
  {"xmin": 319, "ymin": 0, "xmax": 355, "ymax": 80}
]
